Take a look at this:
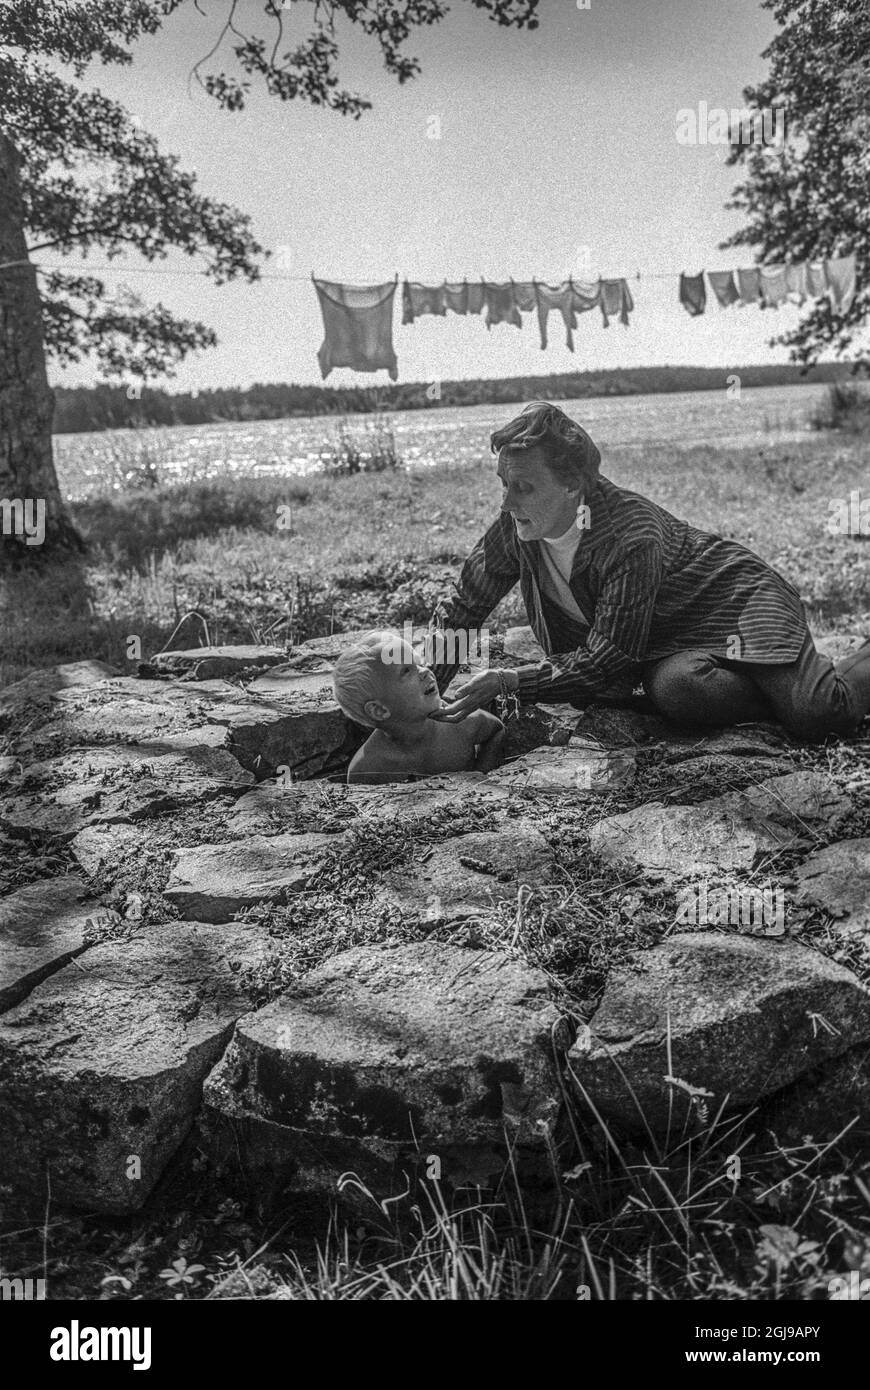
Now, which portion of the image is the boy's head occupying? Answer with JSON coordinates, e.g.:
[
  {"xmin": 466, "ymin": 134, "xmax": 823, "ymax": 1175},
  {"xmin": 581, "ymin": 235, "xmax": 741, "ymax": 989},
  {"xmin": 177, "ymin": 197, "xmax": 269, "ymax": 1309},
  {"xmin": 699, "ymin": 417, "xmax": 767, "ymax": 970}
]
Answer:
[{"xmin": 332, "ymin": 630, "xmax": 441, "ymax": 729}]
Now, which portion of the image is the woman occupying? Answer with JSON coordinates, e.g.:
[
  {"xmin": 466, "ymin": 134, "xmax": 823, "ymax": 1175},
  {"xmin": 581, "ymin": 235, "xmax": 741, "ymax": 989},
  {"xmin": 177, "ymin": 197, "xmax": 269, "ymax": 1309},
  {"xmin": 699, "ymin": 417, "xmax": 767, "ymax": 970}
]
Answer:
[{"xmin": 428, "ymin": 401, "xmax": 870, "ymax": 740}]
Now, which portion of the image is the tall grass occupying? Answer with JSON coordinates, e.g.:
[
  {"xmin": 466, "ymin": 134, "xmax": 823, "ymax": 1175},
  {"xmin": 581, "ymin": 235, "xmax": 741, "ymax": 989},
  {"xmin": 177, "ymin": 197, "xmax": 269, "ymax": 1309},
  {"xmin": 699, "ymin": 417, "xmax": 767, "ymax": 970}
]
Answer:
[
  {"xmin": 201, "ymin": 1097, "xmax": 870, "ymax": 1301},
  {"xmin": 810, "ymin": 382, "xmax": 870, "ymax": 434},
  {"xmin": 319, "ymin": 416, "xmax": 403, "ymax": 477}
]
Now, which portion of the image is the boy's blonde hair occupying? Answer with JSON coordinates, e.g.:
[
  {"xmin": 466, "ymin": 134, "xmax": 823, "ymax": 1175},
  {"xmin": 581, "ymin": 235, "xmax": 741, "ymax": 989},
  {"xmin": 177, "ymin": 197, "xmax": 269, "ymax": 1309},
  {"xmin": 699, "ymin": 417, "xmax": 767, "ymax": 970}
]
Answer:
[{"xmin": 331, "ymin": 629, "xmax": 402, "ymax": 727}]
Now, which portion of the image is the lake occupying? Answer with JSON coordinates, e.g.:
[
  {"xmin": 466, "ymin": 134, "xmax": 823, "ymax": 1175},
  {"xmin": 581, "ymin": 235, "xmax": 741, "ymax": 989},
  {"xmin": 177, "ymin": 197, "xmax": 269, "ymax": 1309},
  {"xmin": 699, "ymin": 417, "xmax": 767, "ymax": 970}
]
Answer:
[{"xmin": 54, "ymin": 382, "xmax": 831, "ymax": 500}]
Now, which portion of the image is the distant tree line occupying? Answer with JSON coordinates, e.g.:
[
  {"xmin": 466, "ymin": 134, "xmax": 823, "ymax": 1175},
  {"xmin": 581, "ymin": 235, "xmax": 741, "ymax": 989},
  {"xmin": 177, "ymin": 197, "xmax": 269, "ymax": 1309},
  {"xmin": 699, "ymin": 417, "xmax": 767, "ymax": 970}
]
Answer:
[{"xmin": 51, "ymin": 362, "xmax": 850, "ymax": 434}]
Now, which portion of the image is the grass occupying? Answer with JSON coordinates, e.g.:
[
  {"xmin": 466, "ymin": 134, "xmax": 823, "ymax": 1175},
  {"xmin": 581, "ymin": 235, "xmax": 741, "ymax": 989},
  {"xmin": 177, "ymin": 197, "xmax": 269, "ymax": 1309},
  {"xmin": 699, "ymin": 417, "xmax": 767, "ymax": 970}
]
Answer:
[
  {"xmin": 811, "ymin": 382, "xmax": 870, "ymax": 434},
  {"xmin": 2, "ymin": 427, "xmax": 870, "ymax": 692},
  {"xmin": 2, "ymin": 1069, "xmax": 868, "ymax": 1300}
]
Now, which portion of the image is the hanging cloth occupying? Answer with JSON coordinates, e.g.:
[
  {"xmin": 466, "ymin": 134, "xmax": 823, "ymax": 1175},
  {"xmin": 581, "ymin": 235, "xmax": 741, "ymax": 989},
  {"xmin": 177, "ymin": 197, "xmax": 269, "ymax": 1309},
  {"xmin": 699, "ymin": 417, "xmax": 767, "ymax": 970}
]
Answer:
[
  {"xmin": 826, "ymin": 254, "xmax": 857, "ymax": 313},
  {"xmin": 806, "ymin": 261, "xmax": 829, "ymax": 297},
  {"xmin": 402, "ymin": 281, "xmax": 446, "ymax": 324},
  {"xmin": 707, "ymin": 269, "xmax": 739, "ymax": 308},
  {"xmin": 313, "ymin": 278, "xmax": 398, "ymax": 381},
  {"xmin": 534, "ymin": 280, "xmax": 579, "ymax": 350},
  {"xmin": 736, "ymin": 267, "xmax": 762, "ymax": 306},
  {"xmin": 784, "ymin": 262, "xmax": 808, "ymax": 303},
  {"xmin": 759, "ymin": 265, "xmax": 789, "ymax": 308},
  {"xmin": 443, "ymin": 280, "xmax": 485, "ymax": 315},
  {"xmin": 679, "ymin": 271, "xmax": 707, "ymax": 316},
  {"xmin": 571, "ymin": 280, "xmax": 601, "ymax": 315},
  {"xmin": 599, "ymin": 278, "xmax": 634, "ymax": 327},
  {"xmin": 443, "ymin": 281, "xmax": 467, "ymax": 314},
  {"xmin": 483, "ymin": 281, "xmax": 522, "ymax": 330},
  {"xmin": 466, "ymin": 280, "xmax": 485, "ymax": 315},
  {"xmin": 512, "ymin": 281, "xmax": 537, "ymax": 313}
]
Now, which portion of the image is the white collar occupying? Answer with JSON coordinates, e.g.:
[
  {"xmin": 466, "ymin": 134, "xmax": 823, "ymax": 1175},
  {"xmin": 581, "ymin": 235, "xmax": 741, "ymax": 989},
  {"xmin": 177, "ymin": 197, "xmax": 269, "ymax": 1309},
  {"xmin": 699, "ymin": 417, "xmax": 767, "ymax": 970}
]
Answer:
[{"xmin": 543, "ymin": 496, "xmax": 585, "ymax": 545}]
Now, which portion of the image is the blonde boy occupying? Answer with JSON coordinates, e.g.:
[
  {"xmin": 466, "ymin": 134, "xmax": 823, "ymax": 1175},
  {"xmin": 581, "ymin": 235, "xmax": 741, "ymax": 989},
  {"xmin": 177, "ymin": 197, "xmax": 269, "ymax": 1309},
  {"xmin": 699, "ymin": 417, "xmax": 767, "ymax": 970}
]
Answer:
[{"xmin": 332, "ymin": 630, "xmax": 506, "ymax": 785}]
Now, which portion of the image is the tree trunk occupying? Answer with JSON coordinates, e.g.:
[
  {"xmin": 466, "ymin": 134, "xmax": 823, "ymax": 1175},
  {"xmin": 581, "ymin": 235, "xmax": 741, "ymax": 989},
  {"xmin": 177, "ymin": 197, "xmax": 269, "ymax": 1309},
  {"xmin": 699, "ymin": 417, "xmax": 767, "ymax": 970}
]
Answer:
[{"xmin": 0, "ymin": 130, "xmax": 82, "ymax": 560}]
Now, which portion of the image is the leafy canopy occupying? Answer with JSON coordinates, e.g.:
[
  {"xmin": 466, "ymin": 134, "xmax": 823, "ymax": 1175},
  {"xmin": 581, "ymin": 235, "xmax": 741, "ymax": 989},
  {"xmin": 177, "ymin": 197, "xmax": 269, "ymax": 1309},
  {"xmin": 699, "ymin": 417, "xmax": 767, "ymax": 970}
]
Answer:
[
  {"xmin": 723, "ymin": 0, "xmax": 870, "ymax": 365},
  {"xmin": 0, "ymin": 0, "xmax": 539, "ymax": 378}
]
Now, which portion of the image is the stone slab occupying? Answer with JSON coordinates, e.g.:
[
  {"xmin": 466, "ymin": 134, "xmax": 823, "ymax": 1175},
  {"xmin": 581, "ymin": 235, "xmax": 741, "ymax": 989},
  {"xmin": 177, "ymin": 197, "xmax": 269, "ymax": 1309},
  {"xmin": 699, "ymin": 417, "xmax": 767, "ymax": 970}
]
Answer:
[
  {"xmin": 151, "ymin": 645, "xmax": 286, "ymax": 681},
  {"xmin": 164, "ymin": 831, "xmax": 346, "ymax": 922},
  {"xmin": 795, "ymin": 839, "xmax": 870, "ymax": 941},
  {"xmin": 1, "ymin": 735, "xmax": 252, "ymax": 839},
  {"xmin": 568, "ymin": 933, "xmax": 870, "ymax": 1131},
  {"xmin": 489, "ymin": 744, "xmax": 635, "ymax": 793},
  {"xmin": 589, "ymin": 771, "xmax": 849, "ymax": 882},
  {"xmin": 0, "ymin": 876, "xmax": 95, "ymax": 1012},
  {"xmin": 503, "ymin": 626, "xmax": 547, "ymax": 664},
  {"xmin": 0, "ymin": 922, "xmax": 270, "ymax": 1214},
  {"xmin": 378, "ymin": 825, "xmax": 554, "ymax": 922},
  {"xmin": 204, "ymin": 941, "xmax": 568, "ymax": 1153},
  {"xmin": 0, "ymin": 661, "xmax": 118, "ymax": 732}
]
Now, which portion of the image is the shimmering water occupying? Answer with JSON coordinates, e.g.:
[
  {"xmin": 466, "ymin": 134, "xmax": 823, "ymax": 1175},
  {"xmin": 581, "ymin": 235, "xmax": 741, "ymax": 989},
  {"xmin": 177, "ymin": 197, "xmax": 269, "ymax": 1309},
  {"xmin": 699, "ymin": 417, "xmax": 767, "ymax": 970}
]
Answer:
[{"xmin": 54, "ymin": 382, "xmax": 829, "ymax": 500}]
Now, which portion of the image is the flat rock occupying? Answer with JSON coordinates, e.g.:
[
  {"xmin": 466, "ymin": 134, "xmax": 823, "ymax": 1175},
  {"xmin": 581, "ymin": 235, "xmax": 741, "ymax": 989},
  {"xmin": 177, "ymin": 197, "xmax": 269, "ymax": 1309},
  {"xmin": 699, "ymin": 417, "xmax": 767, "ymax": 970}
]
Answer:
[
  {"xmin": 205, "ymin": 698, "xmax": 349, "ymax": 780},
  {"xmin": 378, "ymin": 825, "xmax": 554, "ymax": 922},
  {"xmin": 1, "ymin": 735, "xmax": 252, "ymax": 839},
  {"xmin": 572, "ymin": 705, "xmax": 669, "ymax": 747},
  {"xmin": 0, "ymin": 660, "xmax": 118, "ymax": 731},
  {"xmin": 151, "ymin": 645, "xmax": 286, "ymax": 681},
  {"xmin": 350, "ymin": 773, "xmax": 512, "ymax": 825},
  {"xmin": 0, "ymin": 922, "xmax": 269, "ymax": 1214},
  {"xmin": 503, "ymin": 626, "xmax": 547, "ymax": 663},
  {"xmin": 589, "ymin": 770, "xmax": 849, "ymax": 882},
  {"xmin": 12, "ymin": 676, "xmax": 348, "ymax": 782},
  {"xmin": 569, "ymin": 933, "xmax": 870, "ymax": 1131},
  {"xmin": 490, "ymin": 744, "xmax": 635, "ymax": 793},
  {"xmin": 246, "ymin": 660, "xmax": 336, "ymax": 700},
  {"xmin": 164, "ymin": 831, "xmax": 345, "ymax": 922},
  {"xmin": 658, "ymin": 725, "xmax": 792, "ymax": 764},
  {"xmin": 70, "ymin": 823, "xmax": 154, "ymax": 879},
  {"xmin": 204, "ymin": 941, "xmax": 568, "ymax": 1166},
  {"xmin": 227, "ymin": 779, "xmax": 360, "ymax": 836},
  {"xmin": 226, "ymin": 771, "xmax": 511, "ymax": 836},
  {"xmin": 0, "ymin": 876, "xmax": 95, "ymax": 1012},
  {"xmin": 15, "ymin": 684, "xmax": 218, "ymax": 757},
  {"xmin": 796, "ymin": 839, "xmax": 870, "ymax": 941},
  {"xmin": 502, "ymin": 702, "xmax": 583, "ymax": 758}
]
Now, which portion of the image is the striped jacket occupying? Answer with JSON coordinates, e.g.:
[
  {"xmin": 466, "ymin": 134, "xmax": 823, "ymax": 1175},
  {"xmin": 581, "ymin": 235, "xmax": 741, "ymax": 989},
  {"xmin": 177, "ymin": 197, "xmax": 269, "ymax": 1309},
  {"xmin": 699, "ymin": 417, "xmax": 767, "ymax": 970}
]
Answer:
[{"xmin": 430, "ymin": 473, "xmax": 809, "ymax": 704}]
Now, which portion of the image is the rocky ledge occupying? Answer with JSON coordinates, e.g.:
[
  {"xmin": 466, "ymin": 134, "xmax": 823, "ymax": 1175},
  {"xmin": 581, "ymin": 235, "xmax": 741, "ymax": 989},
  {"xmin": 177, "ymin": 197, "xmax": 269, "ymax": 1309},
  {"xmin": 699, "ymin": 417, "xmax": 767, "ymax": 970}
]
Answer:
[{"xmin": 1, "ymin": 632, "xmax": 868, "ymax": 1215}]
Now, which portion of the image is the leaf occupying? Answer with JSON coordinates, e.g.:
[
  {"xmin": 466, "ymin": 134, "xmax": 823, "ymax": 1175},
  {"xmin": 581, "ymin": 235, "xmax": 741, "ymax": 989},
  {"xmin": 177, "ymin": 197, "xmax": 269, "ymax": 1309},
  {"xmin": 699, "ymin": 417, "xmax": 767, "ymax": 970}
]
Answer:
[{"xmin": 757, "ymin": 1224, "xmax": 801, "ymax": 1267}]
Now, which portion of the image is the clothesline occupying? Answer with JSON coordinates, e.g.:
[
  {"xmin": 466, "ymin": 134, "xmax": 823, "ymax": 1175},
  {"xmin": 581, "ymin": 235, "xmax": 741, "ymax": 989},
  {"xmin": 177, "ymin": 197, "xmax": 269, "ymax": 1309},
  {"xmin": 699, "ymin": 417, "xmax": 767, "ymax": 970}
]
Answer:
[
  {"xmin": 0, "ymin": 259, "xmax": 701, "ymax": 281},
  {"xmin": 312, "ymin": 254, "xmax": 858, "ymax": 381}
]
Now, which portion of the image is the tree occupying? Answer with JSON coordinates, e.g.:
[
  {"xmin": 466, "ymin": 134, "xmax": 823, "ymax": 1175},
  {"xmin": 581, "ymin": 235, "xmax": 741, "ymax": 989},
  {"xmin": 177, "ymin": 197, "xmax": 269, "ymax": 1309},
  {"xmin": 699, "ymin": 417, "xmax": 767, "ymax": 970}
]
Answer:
[
  {"xmin": 722, "ymin": 0, "xmax": 870, "ymax": 367},
  {"xmin": 0, "ymin": 0, "xmax": 538, "ymax": 558}
]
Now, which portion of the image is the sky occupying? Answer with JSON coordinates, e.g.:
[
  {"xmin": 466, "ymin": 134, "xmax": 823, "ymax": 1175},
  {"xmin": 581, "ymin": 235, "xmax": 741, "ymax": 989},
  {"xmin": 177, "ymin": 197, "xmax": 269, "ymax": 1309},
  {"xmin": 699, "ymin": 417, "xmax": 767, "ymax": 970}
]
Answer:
[{"xmin": 43, "ymin": 0, "xmax": 814, "ymax": 393}]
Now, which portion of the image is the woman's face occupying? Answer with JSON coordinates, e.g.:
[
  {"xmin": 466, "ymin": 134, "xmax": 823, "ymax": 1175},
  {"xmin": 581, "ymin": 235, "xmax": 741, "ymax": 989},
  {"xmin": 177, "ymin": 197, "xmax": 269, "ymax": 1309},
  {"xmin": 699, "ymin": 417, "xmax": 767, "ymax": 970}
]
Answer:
[{"xmin": 497, "ymin": 446, "xmax": 582, "ymax": 542}]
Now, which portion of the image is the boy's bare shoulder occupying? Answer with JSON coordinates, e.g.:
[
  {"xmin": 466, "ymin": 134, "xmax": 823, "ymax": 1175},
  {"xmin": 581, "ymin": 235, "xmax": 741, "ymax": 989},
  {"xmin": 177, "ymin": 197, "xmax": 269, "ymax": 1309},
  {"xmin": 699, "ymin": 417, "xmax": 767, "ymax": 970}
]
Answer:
[
  {"xmin": 465, "ymin": 708, "xmax": 505, "ymax": 737},
  {"xmin": 347, "ymin": 732, "xmax": 412, "ymax": 785}
]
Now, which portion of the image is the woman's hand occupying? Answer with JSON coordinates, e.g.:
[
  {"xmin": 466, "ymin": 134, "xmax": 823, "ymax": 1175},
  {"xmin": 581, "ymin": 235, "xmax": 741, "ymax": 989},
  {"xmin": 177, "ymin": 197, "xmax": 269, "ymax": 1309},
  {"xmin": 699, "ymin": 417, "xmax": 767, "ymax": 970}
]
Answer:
[{"xmin": 428, "ymin": 669, "xmax": 519, "ymax": 722}]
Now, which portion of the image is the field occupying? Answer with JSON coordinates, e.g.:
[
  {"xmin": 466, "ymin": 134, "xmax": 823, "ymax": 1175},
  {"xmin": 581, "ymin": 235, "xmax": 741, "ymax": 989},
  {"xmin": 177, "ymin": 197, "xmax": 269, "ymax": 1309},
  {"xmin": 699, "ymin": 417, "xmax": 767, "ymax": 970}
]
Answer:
[{"xmin": 2, "ymin": 417, "xmax": 869, "ymax": 692}]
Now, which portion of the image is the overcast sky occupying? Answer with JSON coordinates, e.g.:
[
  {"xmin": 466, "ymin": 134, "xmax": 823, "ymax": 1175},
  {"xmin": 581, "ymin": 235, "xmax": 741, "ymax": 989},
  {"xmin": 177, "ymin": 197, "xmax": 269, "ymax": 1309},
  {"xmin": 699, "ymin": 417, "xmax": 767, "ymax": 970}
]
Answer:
[{"xmin": 46, "ymin": 0, "xmax": 817, "ymax": 393}]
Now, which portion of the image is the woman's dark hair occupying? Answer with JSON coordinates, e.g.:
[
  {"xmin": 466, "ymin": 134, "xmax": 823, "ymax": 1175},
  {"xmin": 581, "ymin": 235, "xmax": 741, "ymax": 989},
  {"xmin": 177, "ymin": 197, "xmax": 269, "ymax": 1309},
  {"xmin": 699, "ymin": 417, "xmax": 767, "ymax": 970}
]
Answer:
[{"xmin": 490, "ymin": 400, "xmax": 601, "ymax": 488}]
